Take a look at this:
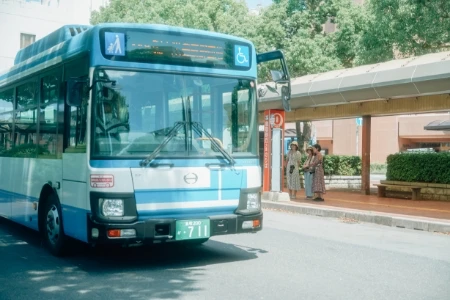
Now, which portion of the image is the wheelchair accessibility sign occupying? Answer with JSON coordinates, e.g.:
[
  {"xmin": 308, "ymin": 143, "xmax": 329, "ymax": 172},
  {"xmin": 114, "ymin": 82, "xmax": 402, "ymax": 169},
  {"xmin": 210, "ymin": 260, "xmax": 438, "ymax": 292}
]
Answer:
[
  {"xmin": 105, "ymin": 32, "xmax": 125, "ymax": 56},
  {"xmin": 234, "ymin": 45, "xmax": 249, "ymax": 67}
]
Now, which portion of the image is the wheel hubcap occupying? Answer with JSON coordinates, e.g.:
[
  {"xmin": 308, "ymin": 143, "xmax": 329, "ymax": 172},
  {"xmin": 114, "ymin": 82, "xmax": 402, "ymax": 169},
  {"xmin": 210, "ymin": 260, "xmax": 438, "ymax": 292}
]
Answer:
[{"xmin": 46, "ymin": 205, "xmax": 60, "ymax": 245}]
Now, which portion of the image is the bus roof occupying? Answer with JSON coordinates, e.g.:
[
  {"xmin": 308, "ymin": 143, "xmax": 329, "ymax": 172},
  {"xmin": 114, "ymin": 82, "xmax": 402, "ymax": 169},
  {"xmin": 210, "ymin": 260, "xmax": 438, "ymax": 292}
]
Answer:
[
  {"xmin": 14, "ymin": 23, "xmax": 254, "ymax": 66},
  {"xmin": 0, "ymin": 23, "xmax": 256, "ymax": 87},
  {"xmin": 14, "ymin": 25, "xmax": 92, "ymax": 65}
]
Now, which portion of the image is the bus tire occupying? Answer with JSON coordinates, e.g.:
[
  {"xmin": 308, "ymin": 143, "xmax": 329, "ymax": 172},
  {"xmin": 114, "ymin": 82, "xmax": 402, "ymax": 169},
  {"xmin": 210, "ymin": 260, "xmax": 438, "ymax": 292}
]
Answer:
[{"xmin": 41, "ymin": 193, "xmax": 67, "ymax": 256}]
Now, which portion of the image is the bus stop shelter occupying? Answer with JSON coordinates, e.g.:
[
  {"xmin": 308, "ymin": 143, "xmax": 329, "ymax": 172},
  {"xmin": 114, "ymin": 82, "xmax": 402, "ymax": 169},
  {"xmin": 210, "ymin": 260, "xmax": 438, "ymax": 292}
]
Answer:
[{"xmin": 259, "ymin": 51, "xmax": 450, "ymax": 194}]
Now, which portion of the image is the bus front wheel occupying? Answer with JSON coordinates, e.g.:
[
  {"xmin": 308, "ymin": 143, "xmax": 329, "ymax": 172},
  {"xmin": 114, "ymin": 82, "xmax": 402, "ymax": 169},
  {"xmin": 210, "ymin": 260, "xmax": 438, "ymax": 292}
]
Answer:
[{"xmin": 41, "ymin": 194, "xmax": 67, "ymax": 256}]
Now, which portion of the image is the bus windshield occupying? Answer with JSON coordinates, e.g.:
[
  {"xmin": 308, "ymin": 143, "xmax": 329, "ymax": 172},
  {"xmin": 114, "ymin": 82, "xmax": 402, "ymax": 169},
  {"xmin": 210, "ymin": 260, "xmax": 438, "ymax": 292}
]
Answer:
[{"xmin": 92, "ymin": 69, "xmax": 258, "ymax": 159}]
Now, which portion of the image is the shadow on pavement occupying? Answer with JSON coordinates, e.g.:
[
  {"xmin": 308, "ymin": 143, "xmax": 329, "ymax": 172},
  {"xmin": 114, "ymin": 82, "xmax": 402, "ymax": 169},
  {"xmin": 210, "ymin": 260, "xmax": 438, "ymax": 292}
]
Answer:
[{"xmin": 0, "ymin": 217, "xmax": 264, "ymax": 299}]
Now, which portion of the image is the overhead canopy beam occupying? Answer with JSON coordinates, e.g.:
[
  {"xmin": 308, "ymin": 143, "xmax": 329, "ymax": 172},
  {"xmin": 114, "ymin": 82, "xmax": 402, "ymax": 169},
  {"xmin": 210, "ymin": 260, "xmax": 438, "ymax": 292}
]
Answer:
[
  {"xmin": 259, "ymin": 51, "xmax": 450, "ymax": 113},
  {"xmin": 259, "ymin": 94, "xmax": 450, "ymax": 123}
]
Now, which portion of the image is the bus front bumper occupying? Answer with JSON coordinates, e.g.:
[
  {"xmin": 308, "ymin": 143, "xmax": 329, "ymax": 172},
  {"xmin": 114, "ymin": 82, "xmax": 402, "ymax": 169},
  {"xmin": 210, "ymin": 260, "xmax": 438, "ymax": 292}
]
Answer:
[{"xmin": 87, "ymin": 212, "xmax": 263, "ymax": 245}]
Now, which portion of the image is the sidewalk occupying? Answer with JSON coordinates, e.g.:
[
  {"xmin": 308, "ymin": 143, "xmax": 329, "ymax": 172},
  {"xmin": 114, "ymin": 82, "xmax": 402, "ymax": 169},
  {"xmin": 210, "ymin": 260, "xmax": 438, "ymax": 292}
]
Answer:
[{"xmin": 262, "ymin": 189, "xmax": 450, "ymax": 233}]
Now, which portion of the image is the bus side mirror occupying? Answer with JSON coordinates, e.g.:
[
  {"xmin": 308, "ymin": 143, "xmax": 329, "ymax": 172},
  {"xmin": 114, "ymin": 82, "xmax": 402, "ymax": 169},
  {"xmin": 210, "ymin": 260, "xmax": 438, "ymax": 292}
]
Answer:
[
  {"xmin": 281, "ymin": 86, "xmax": 290, "ymax": 112},
  {"xmin": 257, "ymin": 50, "xmax": 291, "ymax": 112},
  {"xmin": 66, "ymin": 78, "xmax": 88, "ymax": 107},
  {"xmin": 270, "ymin": 70, "xmax": 284, "ymax": 83}
]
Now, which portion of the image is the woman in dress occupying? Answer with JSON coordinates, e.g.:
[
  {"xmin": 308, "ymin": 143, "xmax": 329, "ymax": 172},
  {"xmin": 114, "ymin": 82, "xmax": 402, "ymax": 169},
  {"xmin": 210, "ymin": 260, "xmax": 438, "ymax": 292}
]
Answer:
[
  {"xmin": 302, "ymin": 146, "xmax": 315, "ymax": 199},
  {"xmin": 285, "ymin": 141, "xmax": 302, "ymax": 199},
  {"xmin": 309, "ymin": 143, "xmax": 326, "ymax": 201}
]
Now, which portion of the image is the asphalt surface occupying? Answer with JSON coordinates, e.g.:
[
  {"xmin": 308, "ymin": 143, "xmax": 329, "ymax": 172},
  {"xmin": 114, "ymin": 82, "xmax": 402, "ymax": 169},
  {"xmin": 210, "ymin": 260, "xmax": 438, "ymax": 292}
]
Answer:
[{"xmin": 0, "ymin": 210, "xmax": 449, "ymax": 300}]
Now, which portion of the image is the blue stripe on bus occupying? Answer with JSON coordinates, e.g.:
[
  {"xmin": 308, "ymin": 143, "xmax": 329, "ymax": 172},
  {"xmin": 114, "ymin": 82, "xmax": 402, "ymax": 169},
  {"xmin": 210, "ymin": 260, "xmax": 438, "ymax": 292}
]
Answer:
[
  {"xmin": 137, "ymin": 206, "xmax": 237, "ymax": 218},
  {"xmin": 90, "ymin": 158, "xmax": 259, "ymax": 168},
  {"xmin": 0, "ymin": 189, "xmax": 89, "ymax": 242},
  {"xmin": 0, "ymin": 189, "xmax": 38, "ymax": 202},
  {"xmin": 134, "ymin": 169, "xmax": 245, "ymax": 203},
  {"xmin": 0, "ymin": 189, "xmax": 39, "ymax": 228},
  {"xmin": 61, "ymin": 205, "xmax": 89, "ymax": 243},
  {"xmin": 135, "ymin": 189, "xmax": 219, "ymax": 204}
]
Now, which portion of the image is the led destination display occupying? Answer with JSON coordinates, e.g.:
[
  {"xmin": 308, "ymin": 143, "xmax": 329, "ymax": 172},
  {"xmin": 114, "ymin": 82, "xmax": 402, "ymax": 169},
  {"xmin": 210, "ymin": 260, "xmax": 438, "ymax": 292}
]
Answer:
[{"xmin": 101, "ymin": 29, "xmax": 252, "ymax": 70}]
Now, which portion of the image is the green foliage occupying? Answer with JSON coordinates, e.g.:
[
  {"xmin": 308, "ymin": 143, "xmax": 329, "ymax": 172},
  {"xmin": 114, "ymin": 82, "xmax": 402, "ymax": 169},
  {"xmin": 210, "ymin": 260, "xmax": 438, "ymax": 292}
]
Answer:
[
  {"xmin": 91, "ymin": 0, "xmax": 255, "ymax": 38},
  {"xmin": 0, "ymin": 143, "xmax": 49, "ymax": 158},
  {"xmin": 386, "ymin": 152, "xmax": 450, "ymax": 184},
  {"xmin": 258, "ymin": 0, "xmax": 347, "ymax": 77},
  {"xmin": 300, "ymin": 154, "xmax": 361, "ymax": 176},
  {"xmin": 90, "ymin": 0, "xmax": 450, "ymax": 79},
  {"xmin": 356, "ymin": 0, "xmax": 450, "ymax": 65},
  {"xmin": 332, "ymin": 0, "xmax": 368, "ymax": 68}
]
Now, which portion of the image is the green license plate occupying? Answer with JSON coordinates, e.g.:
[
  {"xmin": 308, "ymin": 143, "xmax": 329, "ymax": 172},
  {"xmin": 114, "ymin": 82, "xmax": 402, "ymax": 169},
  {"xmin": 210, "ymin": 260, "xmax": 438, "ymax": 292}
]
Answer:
[{"xmin": 175, "ymin": 219, "xmax": 210, "ymax": 240}]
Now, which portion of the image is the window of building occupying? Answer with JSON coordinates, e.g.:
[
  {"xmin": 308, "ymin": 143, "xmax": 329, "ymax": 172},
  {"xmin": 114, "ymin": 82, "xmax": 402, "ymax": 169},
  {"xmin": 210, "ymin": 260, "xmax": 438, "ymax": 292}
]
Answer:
[{"xmin": 20, "ymin": 33, "xmax": 36, "ymax": 49}]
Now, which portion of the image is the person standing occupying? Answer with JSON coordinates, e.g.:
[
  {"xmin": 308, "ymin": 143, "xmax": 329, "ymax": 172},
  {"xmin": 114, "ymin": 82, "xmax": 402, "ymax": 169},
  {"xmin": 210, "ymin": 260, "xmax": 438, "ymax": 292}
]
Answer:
[
  {"xmin": 285, "ymin": 141, "xmax": 302, "ymax": 199},
  {"xmin": 302, "ymin": 146, "xmax": 315, "ymax": 199},
  {"xmin": 309, "ymin": 144, "xmax": 326, "ymax": 201}
]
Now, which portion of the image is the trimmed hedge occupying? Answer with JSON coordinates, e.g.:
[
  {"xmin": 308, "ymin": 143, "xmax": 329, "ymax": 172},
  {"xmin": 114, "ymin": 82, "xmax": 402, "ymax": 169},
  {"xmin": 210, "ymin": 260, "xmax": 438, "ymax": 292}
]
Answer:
[
  {"xmin": 386, "ymin": 152, "xmax": 450, "ymax": 184},
  {"xmin": 298, "ymin": 154, "xmax": 361, "ymax": 176},
  {"xmin": 0, "ymin": 143, "xmax": 49, "ymax": 157}
]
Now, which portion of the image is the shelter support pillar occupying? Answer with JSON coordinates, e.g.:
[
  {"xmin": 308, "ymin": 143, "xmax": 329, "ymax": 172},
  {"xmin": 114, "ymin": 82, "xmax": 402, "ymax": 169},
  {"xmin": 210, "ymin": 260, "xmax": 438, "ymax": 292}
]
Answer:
[{"xmin": 361, "ymin": 115, "xmax": 371, "ymax": 195}]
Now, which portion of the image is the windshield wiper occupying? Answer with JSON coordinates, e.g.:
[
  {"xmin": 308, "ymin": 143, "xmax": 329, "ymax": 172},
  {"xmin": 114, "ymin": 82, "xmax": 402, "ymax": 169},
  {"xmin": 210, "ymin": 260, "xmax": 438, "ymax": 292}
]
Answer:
[
  {"xmin": 139, "ymin": 122, "xmax": 185, "ymax": 167},
  {"xmin": 139, "ymin": 121, "xmax": 235, "ymax": 167},
  {"xmin": 191, "ymin": 121, "xmax": 235, "ymax": 167}
]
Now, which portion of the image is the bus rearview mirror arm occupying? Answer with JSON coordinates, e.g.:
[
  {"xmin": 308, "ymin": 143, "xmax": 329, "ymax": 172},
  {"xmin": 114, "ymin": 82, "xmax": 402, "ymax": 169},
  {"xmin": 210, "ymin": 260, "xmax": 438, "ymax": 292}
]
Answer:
[{"xmin": 66, "ymin": 77, "xmax": 117, "ymax": 107}]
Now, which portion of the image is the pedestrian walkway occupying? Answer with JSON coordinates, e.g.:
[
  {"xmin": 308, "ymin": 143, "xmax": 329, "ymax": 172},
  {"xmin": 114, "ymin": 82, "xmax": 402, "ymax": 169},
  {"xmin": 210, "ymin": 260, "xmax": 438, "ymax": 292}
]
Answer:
[{"xmin": 284, "ymin": 189, "xmax": 450, "ymax": 221}]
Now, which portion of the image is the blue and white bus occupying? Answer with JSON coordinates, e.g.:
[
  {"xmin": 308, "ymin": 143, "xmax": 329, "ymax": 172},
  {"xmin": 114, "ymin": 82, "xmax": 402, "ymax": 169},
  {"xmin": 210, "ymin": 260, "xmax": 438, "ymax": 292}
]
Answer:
[{"xmin": 0, "ymin": 23, "xmax": 290, "ymax": 255}]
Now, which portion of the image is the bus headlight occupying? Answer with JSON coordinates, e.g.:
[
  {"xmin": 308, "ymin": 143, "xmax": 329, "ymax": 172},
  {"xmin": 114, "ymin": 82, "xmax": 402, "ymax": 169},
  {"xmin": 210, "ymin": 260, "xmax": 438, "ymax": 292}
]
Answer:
[
  {"xmin": 101, "ymin": 199, "xmax": 124, "ymax": 217},
  {"xmin": 247, "ymin": 193, "xmax": 260, "ymax": 210},
  {"xmin": 236, "ymin": 189, "xmax": 262, "ymax": 215}
]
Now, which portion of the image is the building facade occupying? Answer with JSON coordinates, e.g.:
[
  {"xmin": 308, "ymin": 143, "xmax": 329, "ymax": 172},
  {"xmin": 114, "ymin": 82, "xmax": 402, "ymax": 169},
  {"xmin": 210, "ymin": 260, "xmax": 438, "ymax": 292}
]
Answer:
[
  {"xmin": 284, "ymin": 113, "xmax": 450, "ymax": 163},
  {"xmin": 0, "ymin": 0, "xmax": 109, "ymax": 71}
]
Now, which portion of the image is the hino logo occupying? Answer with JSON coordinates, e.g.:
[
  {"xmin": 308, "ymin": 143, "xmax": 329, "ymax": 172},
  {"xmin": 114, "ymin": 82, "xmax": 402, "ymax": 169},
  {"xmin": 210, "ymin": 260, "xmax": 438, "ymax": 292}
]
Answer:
[{"xmin": 184, "ymin": 173, "xmax": 198, "ymax": 184}]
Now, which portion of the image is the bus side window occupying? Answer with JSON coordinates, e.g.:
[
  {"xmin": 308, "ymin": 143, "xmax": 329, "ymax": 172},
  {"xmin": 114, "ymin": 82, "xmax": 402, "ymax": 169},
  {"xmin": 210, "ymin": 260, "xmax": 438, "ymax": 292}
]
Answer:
[
  {"xmin": 40, "ymin": 72, "xmax": 62, "ymax": 158},
  {"xmin": 0, "ymin": 88, "xmax": 14, "ymax": 156},
  {"xmin": 63, "ymin": 57, "xmax": 89, "ymax": 153},
  {"xmin": 15, "ymin": 81, "xmax": 39, "ymax": 158},
  {"xmin": 66, "ymin": 81, "xmax": 88, "ymax": 153}
]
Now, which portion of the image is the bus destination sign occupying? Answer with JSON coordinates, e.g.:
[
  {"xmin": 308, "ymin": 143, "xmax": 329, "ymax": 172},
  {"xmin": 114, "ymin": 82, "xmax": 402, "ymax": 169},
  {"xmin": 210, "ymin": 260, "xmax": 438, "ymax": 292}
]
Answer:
[{"xmin": 100, "ymin": 29, "xmax": 251, "ymax": 70}]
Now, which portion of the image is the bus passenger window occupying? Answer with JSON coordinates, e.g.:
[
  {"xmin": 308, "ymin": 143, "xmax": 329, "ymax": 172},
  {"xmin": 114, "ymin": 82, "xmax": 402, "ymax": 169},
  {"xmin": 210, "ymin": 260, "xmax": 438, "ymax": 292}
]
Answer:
[
  {"xmin": 39, "ymin": 73, "xmax": 61, "ymax": 158},
  {"xmin": 15, "ymin": 81, "xmax": 39, "ymax": 158},
  {"xmin": 66, "ymin": 78, "xmax": 88, "ymax": 153},
  {"xmin": 0, "ymin": 88, "xmax": 14, "ymax": 156}
]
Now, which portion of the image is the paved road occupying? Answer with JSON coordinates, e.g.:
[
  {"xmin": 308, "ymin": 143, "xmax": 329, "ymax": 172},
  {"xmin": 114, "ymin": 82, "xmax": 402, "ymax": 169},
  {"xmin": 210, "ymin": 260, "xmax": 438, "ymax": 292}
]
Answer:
[{"xmin": 0, "ymin": 211, "xmax": 449, "ymax": 300}]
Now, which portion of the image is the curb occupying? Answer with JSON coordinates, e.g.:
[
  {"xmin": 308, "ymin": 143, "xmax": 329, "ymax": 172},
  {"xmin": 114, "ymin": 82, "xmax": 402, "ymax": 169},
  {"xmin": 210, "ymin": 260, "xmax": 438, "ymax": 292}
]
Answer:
[{"xmin": 262, "ymin": 200, "xmax": 450, "ymax": 233}]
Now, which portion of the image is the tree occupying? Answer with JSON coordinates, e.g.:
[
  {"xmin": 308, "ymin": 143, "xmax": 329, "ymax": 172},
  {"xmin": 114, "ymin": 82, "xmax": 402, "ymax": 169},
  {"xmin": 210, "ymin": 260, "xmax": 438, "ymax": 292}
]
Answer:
[
  {"xmin": 257, "ymin": 0, "xmax": 347, "ymax": 78},
  {"xmin": 331, "ymin": 0, "xmax": 368, "ymax": 68},
  {"xmin": 91, "ymin": 0, "xmax": 255, "ymax": 38},
  {"xmin": 356, "ymin": 0, "xmax": 450, "ymax": 65},
  {"xmin": 295, "ymin": 121, "xmax": 312, "ymax": 154},
  {"xmin": 263, "ymin": 0, "xmax": 351, "ymax": 150}
]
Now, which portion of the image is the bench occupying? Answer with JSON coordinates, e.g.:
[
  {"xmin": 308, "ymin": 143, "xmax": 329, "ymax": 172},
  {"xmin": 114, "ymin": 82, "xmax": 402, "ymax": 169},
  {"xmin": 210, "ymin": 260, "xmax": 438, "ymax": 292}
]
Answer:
[{"xmin": 374, "ymin": 184, "xmax": 422, "ymax": 200}]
